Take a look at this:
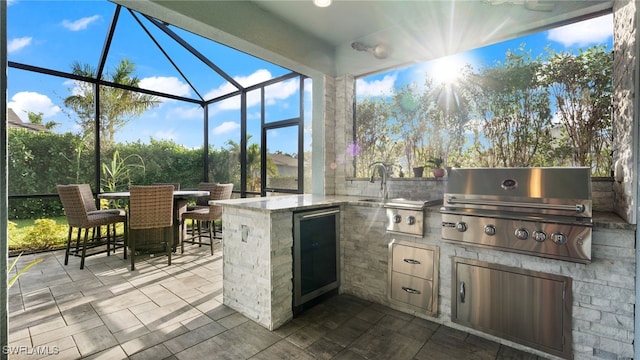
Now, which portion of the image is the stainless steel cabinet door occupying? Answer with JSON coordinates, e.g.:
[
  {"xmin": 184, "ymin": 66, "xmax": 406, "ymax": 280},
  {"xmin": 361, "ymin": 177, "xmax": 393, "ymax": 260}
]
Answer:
[{"xmin": 452, "ymin": 258, "xmax": 572, "ymax": 360}]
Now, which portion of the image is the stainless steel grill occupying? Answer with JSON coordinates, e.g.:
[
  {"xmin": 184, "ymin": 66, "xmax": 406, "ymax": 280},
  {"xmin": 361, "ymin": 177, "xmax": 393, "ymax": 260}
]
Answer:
[{"xmin": 441, "ymin": 167, "xmax": 592, "ymax": 263}]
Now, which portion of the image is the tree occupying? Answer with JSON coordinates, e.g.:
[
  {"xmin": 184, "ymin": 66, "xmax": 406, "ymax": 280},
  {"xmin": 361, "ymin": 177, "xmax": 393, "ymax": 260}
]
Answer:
[
  {"xmin": 393, "ymin": 84, "xmax": 429, "ymax": 171},
  {"xmin": 423, "ymin": 71, "xmax": 473, "ymax": 167},
  {"xmin": 541, "ymin": 45, "xmax": 613, "ymax": 175},
  {"xmin": 471, "ymin": 46, "xmax": 553, "ymax": 167},
  {"xmin": 64, "ymin": 59, "xmax": 160, "ymax": 148},
  {"xmin": 26, "ymin": 111, "xmax": 58, "ymax": 129},
  {"xmin": 226, "ymin": 136, "xmax": 276, "ymax": 193},
  {"xmin": 355, "ymin": 97, "xmax": 399, "ymax": 177}
]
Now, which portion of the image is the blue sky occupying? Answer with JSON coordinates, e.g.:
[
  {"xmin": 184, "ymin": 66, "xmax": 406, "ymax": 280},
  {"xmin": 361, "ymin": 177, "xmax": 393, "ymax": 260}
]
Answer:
[
  {"xmin": 356, "ymin": 13, "xmax": 613, "ymax": 98},
  {"xmin": 7, "ymin": 1, "xmax": 613, "ymax": 155}
]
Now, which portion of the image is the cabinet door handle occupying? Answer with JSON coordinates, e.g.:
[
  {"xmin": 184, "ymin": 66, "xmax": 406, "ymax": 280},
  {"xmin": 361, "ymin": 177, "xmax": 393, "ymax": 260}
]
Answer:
[
  {"xmin": 403, "ymin": 258, "xmax": 421, "ymax": 265},
  {"xmin": 401, "ymin": 286, "xmax": 421, "ymax": 295},
  {"xmin": 299, "ymin": 209, "xmax": 340, "ymax": 219},
  {"xmin": 460, "ymin": 281, "xmax": 466, "ymax": 303}
]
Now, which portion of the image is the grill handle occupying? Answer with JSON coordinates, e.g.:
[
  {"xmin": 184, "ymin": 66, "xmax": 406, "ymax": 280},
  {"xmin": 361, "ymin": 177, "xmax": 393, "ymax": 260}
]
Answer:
[{"xmin": 446, "ymin": 197, "xmax": 586, "ymax": 213}]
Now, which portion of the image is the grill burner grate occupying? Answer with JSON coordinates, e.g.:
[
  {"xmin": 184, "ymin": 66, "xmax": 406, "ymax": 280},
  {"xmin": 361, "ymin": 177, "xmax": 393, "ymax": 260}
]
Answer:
[{"xmin": 441, "ymin": 167, "xmax": 592, "ymax": 263}]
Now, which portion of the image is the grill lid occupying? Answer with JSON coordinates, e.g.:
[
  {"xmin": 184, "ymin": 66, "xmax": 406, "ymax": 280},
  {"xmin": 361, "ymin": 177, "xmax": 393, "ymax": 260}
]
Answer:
[{"xmin": 443, "ymin": 167, "xmax": 592, "ymax": 218}]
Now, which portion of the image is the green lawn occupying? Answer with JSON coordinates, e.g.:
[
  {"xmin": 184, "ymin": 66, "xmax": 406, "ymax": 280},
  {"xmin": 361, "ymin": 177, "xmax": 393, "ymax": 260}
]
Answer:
[{"xmin": 8, "ymin": 217, "xmax": 125, "ymax": 255}]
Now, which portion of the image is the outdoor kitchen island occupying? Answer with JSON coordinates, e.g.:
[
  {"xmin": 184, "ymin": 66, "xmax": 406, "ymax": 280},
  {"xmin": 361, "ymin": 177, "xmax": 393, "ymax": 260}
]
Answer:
[
  {"xmin": 214, "ymin": 192, "xmax": 636, "ymax": 360},
  {"xmin": 212, "ymin": 194, "xmax": 358, "ymax": 331}
]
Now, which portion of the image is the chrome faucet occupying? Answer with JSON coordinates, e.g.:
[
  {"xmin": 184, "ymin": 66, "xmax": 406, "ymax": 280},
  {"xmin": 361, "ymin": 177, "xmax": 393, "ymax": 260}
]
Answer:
[{"xmin": 369, "ymin": 162, "xmax": 389, "ymax": 201}]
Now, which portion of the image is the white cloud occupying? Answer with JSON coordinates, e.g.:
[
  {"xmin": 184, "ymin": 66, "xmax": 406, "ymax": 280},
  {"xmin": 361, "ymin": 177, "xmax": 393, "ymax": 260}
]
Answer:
[
  {"xmin": 204, "ymin": 69, "xmax": 299, "ymax": 112},
  {"xmin": 165, "ymin": 105, "xmax": 202, "ymax": 120},
  {"xmin": 355, "ymin": 74, "xmax": 396, "ymax": 98},
  {"xmin": 139, "ymin": 76, "xmax": 192, "ymax": 98},
  {"xmin": 212, "ymin": 121, "xmax": 240, "ymax": 135},
  {"xmin": 8, "ymin": 91, "xmax": 61, "ymax": 122},
  {"xmin": 547, "ymin": 14, "xmax": 613, "ymax": 47},
  {"xmin": 62, "ymin": 15, "xmax": 101, "ymax": 31},
  {"xmin": 8, "ymin": 37, "xmax": 32, "ymax": 53}
]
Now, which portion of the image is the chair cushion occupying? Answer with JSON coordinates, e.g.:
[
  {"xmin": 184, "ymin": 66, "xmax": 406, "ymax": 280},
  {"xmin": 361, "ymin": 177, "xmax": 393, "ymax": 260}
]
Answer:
[
  {"xmin": 182, "ymin": 207, "xmax": 211, "ymax": 221},
  {"xmin": 88, "ymin": 209, "xmax": 126, "ymax": 216}
]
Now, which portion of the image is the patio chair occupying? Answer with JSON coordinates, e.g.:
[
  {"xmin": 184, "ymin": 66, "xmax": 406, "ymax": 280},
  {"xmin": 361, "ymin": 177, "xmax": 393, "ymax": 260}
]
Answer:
[
  {"xmin": 128, "ymin": 185, "xmax": 174, "ymax": 271},
  {"xmin": 187, "ymin": 182, "xmax": 217, "ymax": 211},
  {"xmin": 57, "ymin": 184, "xmax": 127, "ymax": 270},
  {"xmin": 153, "ymin": 183, "xmax": 180, "ymax": 190},
  {"xmin": 181, "ymin": 183, "xmax": 233, "ymax": 255},
  {"xmin": 77, "ymin": 183, "xmax": 127, "ymax": 256}
]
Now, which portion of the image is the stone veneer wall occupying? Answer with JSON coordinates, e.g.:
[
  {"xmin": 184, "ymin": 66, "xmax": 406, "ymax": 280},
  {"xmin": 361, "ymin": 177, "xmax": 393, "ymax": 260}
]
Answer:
[
  {"xmin": 330, "ymin": 74, "xmax": 355, "ymax": 196},
  {"xmin": 221, "ymin": 207, "xmax": 293, "ymax": 330},
  {"xmin": 323, "ymin": 75, "xmax": 337, "ymax": 195},
  {"xmin": 343, "ymin": 178, "xmax": 446, "ymax": 201},
  {"xmin": 341, "ymin": 206, "xmax": 636, "ymax": 360},
  {"xmin": 612, "ymin": 0, "xmax": 638, "ymax": 224}
]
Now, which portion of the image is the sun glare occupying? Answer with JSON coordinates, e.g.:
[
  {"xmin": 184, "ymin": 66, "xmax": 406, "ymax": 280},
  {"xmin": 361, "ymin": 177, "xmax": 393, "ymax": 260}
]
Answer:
[{"xmin": 428, "ymin": 54, "xmax": 470, "ymax": 85}]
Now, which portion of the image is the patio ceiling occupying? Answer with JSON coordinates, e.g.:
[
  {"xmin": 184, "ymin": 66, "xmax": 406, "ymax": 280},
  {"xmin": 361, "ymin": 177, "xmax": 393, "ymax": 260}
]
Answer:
[{"xmin": 114, "ymin": 0, "xmax": 613, "ymax": 77}]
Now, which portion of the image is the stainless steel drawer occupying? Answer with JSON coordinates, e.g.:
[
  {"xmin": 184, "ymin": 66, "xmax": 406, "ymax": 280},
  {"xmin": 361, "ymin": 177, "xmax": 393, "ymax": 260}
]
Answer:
[
  {"xmin": 392, "ymin": 244, "xmax": 434, "ymax": 280},
  {"xmin": 390, "ymin": 272, "xmax": 433, "ymax": 311}
]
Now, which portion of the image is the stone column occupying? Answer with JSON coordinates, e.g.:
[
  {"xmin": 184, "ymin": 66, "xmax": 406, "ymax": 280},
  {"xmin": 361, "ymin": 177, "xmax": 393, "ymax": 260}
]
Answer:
[
  {"xmin": 612, "ymin": 0, "xmax": 639, "ymax": 224},
  {"xmin": 330, "ymin": 74, "xmax": 355, "ymax": 196}
]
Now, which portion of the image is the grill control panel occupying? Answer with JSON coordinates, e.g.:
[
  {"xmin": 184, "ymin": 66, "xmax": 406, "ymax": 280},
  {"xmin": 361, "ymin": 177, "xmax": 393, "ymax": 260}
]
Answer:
[{"xmin": 441, "ymin": 213, "xmax": 592, "ymax": 264}]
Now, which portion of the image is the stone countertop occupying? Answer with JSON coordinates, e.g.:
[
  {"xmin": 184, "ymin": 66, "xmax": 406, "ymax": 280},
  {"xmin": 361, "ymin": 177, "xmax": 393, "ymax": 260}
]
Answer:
[
  {"xmin": 212, "ymin": 194, "xmax": 635, "ymax": 229},
  {"xmin": 593, "ymin": 211, "xmax": 636, "ymax": 230},
  {"xmin": 211, "ymin": 194, "xmax": 446, "ymax": 213},
  {"xmin": 211, "ymin": 194, "xmax": 360, "ymax": 213}
]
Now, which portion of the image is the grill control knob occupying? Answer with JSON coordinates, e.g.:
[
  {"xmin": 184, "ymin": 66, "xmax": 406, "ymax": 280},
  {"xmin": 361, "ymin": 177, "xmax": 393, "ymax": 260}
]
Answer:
[
  {"xmin": 393, "ymin": 215, "xmax": 402, "ymax": 224},
  {"xmin": 455, "ymin": 222, "xmax": 467, "ymax": 232},
  {"xmin": 484, "ymin": 225, "xmax": 496, "ymax": 236},
  {"xmin": 406, "ymin": 216, "xmax": 416, "ymax": 225},
  {"xmin": 515, "ymin": 228, "xmax": 529, "ymax": 240},
  {"xmin": 552, "ymin": 232, "xmax": 568, "ymax": 245},
  {"xmin": 532, "ymin": 230, "xmax": 547, "ymax": 242}
]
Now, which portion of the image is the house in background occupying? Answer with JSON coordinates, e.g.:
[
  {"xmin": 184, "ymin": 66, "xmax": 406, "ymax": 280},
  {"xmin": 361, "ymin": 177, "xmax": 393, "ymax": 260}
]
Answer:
[
  {"xmin": 7, "ymin": 108, "xmax": 47, "ymax": 132},
  {"xmin": 269, "ymin": 153, "xmax": 298, "ymax": 178}
]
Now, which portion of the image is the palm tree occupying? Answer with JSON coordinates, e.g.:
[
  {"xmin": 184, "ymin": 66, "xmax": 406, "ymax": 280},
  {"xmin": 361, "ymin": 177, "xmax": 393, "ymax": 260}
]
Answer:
[{"xmin": 64, "ymin": 59, "xmax": 160, "ymax": 148}]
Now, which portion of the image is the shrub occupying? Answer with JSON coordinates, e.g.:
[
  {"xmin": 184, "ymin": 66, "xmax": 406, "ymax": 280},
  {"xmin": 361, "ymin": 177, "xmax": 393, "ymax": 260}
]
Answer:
[{"xmin": 9, "ymin": 219, "xmax": 68, "ymax": 253}]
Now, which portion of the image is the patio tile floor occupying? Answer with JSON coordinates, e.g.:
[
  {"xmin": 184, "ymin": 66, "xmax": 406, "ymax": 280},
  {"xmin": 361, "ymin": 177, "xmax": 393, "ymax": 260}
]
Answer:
[{"xmin": 8, "ymin": 246, "xmax": 545, "ymax": 359}]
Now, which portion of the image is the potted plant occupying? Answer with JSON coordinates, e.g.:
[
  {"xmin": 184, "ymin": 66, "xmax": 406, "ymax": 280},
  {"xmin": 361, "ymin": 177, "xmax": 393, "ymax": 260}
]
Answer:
[
  {"xmin": 428, "ymin": 157, "xmax": 445, "ymax": 178},
  {"xmin": 412, "ymin": 166, "xmax": 424, "ymax": 178}
]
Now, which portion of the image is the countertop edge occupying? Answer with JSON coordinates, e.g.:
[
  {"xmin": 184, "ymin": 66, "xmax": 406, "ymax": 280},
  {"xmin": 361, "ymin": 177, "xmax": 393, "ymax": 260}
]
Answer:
[{"xmin": 212, "ymin": 195, "xmax": 633, "ymax": 229}]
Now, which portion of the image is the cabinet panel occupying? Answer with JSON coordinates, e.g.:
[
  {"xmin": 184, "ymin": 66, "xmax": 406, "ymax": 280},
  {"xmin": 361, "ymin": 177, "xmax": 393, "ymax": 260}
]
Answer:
[
  {"xmin": 452, "ymin": 258, "xmax": 571, "ymax": 360},
  {"xmin": 390, "ymin": 272, "xmax": 433, "ymax": 310},
  {"xmin": 392, "ymin": 245, "xmax": 434, "ymax": 280},
  {"xmin": 388, "ymin": 240, "xmax": 439, "ymax": 316}
]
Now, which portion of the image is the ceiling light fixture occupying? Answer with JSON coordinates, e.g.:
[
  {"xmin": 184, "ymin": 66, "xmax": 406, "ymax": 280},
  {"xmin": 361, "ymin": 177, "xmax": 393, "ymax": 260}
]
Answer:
[
  {"xmin": 351, "ymin": 42, "xmax": 388, "ymax": 60},
  {"xmin": 313, "ymin": 0, "xmax": 332, "ymax": 8}
]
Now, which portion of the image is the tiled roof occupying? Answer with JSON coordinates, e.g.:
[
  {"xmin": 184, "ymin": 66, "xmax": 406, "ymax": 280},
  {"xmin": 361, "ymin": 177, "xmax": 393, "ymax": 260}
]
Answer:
[{"xmin": 7, "ymin": 108, "xmax": 48, "ymax": 132}]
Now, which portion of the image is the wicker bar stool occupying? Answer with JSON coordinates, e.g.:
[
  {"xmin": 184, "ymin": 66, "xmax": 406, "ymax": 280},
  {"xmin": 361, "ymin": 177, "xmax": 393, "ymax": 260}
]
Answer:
[
  {"xmin": 128, "ymin": 185, "xmax": 174, "ymax": 271},
  {"xmin": 181, "ymin": 183, "xmax": 233, "ymax": 255},
  {"xmin": 77, "ymin": 183, "xmax": 127, "ymax": 256},
  {"xmin": 152, "ymin": 183, "xmax": 180, "ymax": 190},
  {"xmin": 57, "ymin": 184, "xmax": 127, "ymax": 270}
]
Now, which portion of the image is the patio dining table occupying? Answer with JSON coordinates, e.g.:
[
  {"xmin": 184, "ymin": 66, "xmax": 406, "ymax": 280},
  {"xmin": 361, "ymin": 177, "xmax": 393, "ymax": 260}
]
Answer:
[{"xmin": 98, "ymin": 190, "xmax": 209, "ymax": 251}]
